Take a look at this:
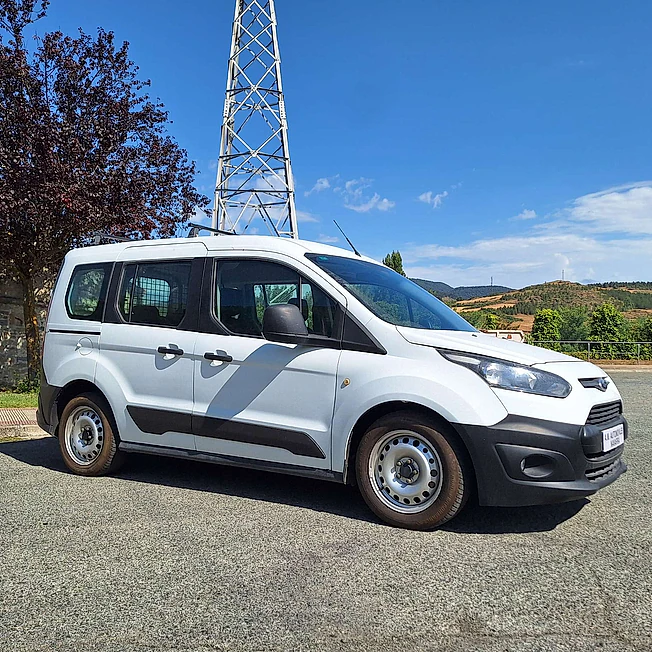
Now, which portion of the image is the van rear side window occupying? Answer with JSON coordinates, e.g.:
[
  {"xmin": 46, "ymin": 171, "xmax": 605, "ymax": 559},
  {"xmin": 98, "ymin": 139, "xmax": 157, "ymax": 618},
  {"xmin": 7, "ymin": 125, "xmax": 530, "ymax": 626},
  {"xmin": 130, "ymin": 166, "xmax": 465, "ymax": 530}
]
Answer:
[
  {"xmin": 65, "ymin": 263, "xmax": 112, "ymax": 321},
  {"xmin": 118, "ymin": 261, "xmax": 192, "ymax": 327}
]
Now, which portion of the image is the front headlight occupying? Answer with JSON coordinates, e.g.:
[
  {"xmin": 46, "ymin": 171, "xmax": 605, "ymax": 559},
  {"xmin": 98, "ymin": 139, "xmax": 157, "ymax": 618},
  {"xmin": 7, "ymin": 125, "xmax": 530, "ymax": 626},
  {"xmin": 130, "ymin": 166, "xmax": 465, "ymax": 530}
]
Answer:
[{"xmin": 438, "ymin": 349, "xmax": 572, "ymax": 398}]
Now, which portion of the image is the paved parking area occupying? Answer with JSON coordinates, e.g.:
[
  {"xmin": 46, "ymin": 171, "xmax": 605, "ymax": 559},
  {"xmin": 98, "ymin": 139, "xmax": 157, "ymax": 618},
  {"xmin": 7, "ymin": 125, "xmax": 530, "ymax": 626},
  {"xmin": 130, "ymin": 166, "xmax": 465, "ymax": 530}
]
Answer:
[{"xmin": 1, "ymin": 371, "xmax": 650, "ymax": 651}]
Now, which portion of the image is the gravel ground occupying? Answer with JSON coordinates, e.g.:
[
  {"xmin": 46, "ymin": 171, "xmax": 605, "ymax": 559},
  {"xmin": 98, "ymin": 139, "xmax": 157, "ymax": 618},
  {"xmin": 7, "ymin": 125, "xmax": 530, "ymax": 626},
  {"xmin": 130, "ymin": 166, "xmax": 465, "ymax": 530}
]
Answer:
[{"xmin": 0, "ymin": 371, "xmax": 650, "ymax": 652}]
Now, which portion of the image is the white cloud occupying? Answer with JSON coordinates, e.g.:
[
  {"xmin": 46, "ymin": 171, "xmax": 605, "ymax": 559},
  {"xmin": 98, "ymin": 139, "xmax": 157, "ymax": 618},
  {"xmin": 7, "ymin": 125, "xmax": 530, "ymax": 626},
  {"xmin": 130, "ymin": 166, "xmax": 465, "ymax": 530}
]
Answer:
[
  {"xmin": 376, "ymin": 197, "xmax": 395, "ymax": 212},
  {"xmin": 318, "ymin": 234, "xmax": 339, "ymax": 243},
  {"xmin": 511, "ymin": 208, "xmax": 537, "ymax": 221},
  {"xmin": 419, "ymin": 190, "xmax": 448, "ymax": 208},
  {"xmin": 296, "ymin": 210, "xmax": 319, "ymax": 223},
  {"xmin": 400, "ymin": 182, "xmax": 652, "ymax": 287},
  {"xmin": 339, "ymin": 178, "xmax": 395, "ymax": 213},
  {"xmin": 341, "ymin": 177, "xmax": 372, "ymax": 201},
  {"xmin": 345, "ymin": 192, "xmax": 396, "ymax": 213},
  {"xmin": 564, "ymin": 182, "xmax": 652, "ymax": 234},
  {"xmin": 304, "ymin": 177, "xmax": 332, "ymax": 196},
  {"xmin": 404, "ymin": 234, "xmax": 652, "ymax": 287}
]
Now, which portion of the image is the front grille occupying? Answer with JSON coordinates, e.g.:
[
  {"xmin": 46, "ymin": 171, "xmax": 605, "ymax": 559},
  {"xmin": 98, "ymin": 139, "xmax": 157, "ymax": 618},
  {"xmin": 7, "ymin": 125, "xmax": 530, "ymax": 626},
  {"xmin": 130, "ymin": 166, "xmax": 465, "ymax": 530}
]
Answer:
[
  {"xmin": 586, "ymin": 459, "xmax": 621, "ymax": 483},
  {"xmin": 586, "ymin": 401, "xmax": 622, "ymax": 426}
]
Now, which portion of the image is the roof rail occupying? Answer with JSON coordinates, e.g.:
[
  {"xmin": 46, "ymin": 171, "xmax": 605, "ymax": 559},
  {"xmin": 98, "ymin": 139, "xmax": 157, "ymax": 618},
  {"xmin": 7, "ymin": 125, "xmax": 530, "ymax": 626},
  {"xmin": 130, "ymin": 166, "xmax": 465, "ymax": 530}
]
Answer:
[
  {"xmin": 91, "ymin": 232, "xmax": 133, "ymax": 245},
  {"xmin": 188, "ymin": 222, "xmax": 237, "ymax": 237}
]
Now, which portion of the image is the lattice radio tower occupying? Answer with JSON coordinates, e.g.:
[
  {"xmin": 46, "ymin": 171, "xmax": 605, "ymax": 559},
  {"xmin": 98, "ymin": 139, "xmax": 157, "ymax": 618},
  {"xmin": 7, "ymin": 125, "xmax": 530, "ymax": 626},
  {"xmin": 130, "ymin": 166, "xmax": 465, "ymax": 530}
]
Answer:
[{"xmin": 213, "ymin": 0, "xmax": 298, "ymax": 238}]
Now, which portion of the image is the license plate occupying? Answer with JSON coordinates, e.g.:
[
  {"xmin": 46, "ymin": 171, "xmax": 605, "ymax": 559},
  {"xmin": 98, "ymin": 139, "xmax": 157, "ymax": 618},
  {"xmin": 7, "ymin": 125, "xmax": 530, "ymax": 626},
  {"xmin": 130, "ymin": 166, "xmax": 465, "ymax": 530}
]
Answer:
[{"xmin": 602, "ymin": 423, "xmax": 625, "ymax": 452}]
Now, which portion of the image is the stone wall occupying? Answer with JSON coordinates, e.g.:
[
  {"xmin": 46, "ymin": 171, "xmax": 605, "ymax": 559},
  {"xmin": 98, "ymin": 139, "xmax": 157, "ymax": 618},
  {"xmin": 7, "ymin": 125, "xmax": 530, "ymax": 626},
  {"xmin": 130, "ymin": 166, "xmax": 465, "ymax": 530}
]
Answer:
[{"xmin": 0, "ymin": 279, "xmax": 48, "ymax": 388}]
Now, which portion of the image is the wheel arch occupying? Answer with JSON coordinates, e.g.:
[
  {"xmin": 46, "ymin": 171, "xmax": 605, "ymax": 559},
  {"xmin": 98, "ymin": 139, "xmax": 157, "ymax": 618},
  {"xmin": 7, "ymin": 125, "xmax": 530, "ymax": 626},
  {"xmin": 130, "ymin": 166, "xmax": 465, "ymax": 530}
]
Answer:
[
  {"xmin": 54, "ymin": 380, "xmax": 116, "ymax": 438},
  {"xmin": 342, "ymin": 401, "xmax": 476, "ymax": 493}
]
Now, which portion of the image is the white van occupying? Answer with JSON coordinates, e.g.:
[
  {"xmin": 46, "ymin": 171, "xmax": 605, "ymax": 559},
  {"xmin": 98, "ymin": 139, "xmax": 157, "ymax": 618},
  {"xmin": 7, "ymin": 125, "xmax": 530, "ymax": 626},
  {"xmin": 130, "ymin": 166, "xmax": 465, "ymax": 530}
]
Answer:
[{"xmin": 37, "ymin": 235, "xmax": 627, "ymax": 529}]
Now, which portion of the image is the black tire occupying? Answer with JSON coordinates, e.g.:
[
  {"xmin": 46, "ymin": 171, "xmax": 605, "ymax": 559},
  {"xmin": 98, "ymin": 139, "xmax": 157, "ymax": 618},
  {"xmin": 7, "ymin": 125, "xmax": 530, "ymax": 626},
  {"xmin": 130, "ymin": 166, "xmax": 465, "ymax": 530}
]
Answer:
[
  {"xmin": 58, "ymin": 392, "xmax": 124, "ymax": 476},
  {"xmin": 355, "ymin": 411, "xmax": 471, "ymax": 530}
]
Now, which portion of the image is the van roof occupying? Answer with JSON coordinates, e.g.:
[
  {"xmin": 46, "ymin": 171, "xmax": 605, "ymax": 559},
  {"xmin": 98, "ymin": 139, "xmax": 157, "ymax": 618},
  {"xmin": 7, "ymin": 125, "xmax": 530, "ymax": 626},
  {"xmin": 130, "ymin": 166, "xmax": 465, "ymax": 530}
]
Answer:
[{"xmin": 64, "ymin": 234, "xmax": 379, "ymax": 265}]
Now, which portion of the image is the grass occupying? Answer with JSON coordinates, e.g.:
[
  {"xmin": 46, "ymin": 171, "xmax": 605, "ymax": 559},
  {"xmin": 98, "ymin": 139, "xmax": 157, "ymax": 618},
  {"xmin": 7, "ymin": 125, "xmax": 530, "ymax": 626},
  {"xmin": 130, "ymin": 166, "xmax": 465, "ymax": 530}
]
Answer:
[{"xmin": 0, "ymin": 391, "xmax": 39, "ymax": 409}]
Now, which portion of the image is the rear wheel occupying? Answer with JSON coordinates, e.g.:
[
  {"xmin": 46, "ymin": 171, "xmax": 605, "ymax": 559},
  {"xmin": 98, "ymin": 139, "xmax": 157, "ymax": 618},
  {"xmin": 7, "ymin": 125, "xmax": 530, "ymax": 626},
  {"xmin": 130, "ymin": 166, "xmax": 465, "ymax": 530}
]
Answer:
[
  {"xmin": 356, "ymin": 411, "xmax": 471, "ymax": 529},
  {"xmin": 59, "ymin": 393, "xmax": 124, "ymax": 476}
]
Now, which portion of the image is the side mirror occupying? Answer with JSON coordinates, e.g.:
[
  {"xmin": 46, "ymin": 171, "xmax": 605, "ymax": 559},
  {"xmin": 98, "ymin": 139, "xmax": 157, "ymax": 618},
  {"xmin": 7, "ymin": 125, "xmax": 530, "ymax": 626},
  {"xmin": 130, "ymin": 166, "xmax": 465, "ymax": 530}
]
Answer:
[{"xmin": 262, "ymin": 304, "xmax": 309, "ymax": 344}]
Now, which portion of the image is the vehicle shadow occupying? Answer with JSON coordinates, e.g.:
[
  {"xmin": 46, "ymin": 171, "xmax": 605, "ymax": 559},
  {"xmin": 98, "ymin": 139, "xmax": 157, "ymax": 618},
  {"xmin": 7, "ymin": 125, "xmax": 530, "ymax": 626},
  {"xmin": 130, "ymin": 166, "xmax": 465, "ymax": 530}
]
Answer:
[
  {"xmin": 2, "ymin": 437, "xmax": 589, "ymax": 534},
  {"xmin": 442, "ymin": 498, "xmax": 589, "ymax": 535}
]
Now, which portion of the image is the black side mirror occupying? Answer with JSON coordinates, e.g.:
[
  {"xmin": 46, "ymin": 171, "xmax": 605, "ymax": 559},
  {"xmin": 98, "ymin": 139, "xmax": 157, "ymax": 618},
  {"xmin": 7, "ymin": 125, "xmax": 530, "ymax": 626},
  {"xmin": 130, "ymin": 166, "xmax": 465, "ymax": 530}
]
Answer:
[{"xmin": 262, "ymin": 304, "xmax": 309, "ymax": 344}]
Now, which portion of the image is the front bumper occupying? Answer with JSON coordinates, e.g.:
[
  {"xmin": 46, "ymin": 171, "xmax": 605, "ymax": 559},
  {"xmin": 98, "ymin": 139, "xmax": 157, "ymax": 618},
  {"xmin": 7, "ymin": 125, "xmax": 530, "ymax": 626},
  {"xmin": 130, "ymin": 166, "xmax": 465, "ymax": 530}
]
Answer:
[{"xmin": 453, "ymin": 414, "xmax": 627, "ymax": 507}]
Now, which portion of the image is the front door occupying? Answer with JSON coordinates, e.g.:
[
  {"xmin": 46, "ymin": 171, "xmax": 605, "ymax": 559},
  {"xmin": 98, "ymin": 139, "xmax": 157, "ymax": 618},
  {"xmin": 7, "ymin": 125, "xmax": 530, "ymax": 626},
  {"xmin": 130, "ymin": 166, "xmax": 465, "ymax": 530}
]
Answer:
[
  {"xmin": 192, "ymin": 257, "xmax": 344, "ymax": 469},
  {"xmin": 96, "ymin": 243, "xmax": 205, "ymax": 450}
]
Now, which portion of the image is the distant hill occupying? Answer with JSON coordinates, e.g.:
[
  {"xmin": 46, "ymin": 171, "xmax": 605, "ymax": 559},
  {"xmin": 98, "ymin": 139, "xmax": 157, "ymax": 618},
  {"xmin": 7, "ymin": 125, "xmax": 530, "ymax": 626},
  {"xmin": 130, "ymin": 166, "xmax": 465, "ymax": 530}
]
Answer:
[
  {"xmin": 411, "ymin": 278, "xmax": 513, "ymax": 301},
  {"xmin": 454, "ymin": 280, "xmax": 652, "ymax": 314},
  {"xmin": 450, "ymin": 280, "xmax": 652, "ymax": 332}
]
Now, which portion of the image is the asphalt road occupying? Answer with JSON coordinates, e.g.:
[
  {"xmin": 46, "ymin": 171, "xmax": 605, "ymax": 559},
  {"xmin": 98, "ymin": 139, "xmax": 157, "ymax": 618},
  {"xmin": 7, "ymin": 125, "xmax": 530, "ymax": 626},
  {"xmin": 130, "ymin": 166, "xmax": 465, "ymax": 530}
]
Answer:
[{"xmin": 1, "ymin": 371, "xmax": 650, "ymax": 652}]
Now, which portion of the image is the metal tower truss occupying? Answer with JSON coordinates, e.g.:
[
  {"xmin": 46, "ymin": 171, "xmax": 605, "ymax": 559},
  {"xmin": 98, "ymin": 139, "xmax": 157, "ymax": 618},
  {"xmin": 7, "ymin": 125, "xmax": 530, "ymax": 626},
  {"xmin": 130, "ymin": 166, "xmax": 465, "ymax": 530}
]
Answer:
[{"xmin": 213, "ymin": 0, "xmax": 298, "ymax": 238}]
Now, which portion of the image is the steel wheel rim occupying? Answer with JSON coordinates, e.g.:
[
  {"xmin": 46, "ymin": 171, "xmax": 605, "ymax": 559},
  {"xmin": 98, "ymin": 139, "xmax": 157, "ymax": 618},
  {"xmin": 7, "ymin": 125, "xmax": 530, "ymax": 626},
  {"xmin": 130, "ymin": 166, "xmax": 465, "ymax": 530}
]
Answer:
[
  {"xmin": 368, "ymin": 429, "xmax": 443, "ymax": 514},
  {"xmin": 64, "ymin": 405, "xmax": 104, "ymax": 466}
]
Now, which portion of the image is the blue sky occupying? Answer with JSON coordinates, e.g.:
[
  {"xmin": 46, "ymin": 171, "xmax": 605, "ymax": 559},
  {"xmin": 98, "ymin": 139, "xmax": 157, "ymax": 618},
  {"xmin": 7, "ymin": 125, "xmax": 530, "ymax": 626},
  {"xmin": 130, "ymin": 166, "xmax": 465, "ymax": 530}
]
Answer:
[{"xmin": 37, "ymin": 0, "xmax": 652, "ymax": 288}]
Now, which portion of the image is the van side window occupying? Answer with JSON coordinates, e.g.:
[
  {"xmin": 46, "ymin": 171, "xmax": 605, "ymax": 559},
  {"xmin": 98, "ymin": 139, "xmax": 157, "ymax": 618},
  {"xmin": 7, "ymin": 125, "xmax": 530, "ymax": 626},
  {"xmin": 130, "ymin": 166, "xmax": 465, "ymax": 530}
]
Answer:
[
  {"xmin": 215, "ymin": 260, "xmax": 338, "ymax": 338},
  {"xmin": 118, "ymin": 261, "xmax": 192, "ymax": 327},
  {"xmin": 66, "ymin": 263, "xmax": 112, "ymax": 321}
]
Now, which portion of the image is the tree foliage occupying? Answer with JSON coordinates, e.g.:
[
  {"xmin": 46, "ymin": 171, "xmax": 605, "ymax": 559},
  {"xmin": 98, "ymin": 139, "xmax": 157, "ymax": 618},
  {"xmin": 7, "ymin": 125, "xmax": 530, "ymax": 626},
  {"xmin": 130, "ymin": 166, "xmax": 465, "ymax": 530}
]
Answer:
[
  {"xmin": 531, "ymin": 308, "xmax": 562, "ymax": 342},
  {"xmin": 0, "ymin": 0, "xmax": 208, "ymax": 379},
  {"xmin": 589, "ymin": 303, "xmax": 626, "ymax": 342},
  {"xmin": 462, "ymin": 310, "xmax": 508, "ymax": 330},
  {"xmin": 484, "ymin": 313, "xmax": 500, "ymax": 330},
  {"xmin": 382, "ymin": 250, "xmax": 406, "ymax": 276},
  {"xmin": 558, "ymin": 306, "xmax": 589, "ymax": 341},
  {"xmin": 636, "ymin": 317, "xmax": 652, "ymax": 343}
]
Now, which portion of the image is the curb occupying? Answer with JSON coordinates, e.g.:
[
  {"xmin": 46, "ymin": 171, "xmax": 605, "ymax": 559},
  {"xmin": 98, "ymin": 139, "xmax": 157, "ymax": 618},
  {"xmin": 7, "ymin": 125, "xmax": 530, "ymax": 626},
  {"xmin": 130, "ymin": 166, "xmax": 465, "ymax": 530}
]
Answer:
[
  {"xmin": 600, "ymin": 366, "xmax": 652, "ymax": 373},
  {"xmin": 0, "ymin": 424, "xmax": 47, "ymax": 442}
]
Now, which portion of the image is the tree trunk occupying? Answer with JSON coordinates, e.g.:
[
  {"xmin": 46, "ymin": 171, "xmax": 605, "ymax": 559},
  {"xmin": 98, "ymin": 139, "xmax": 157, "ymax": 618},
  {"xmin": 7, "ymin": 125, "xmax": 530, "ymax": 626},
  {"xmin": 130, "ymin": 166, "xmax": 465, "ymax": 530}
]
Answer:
[{"xmin": 19, "ymin": 272, "xmax": 42, "ymax": 385}]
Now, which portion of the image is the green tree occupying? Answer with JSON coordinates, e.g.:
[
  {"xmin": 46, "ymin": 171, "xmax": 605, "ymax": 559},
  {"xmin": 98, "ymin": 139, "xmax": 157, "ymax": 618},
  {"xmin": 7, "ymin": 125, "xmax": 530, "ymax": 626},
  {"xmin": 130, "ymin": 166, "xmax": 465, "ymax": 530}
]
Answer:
[
  {"xmin": 638, "ymin": 317, "xmax": 652, "ymax": 342},
  {"xmin": 484, "ymin": 313, "xmax": 500, "ymax": 330},
  {"xmin": 461, "ymin": 311, "xmax": 482, "ymax": 329},
  {"xmin": 532, "ymin": 308, "xmax": 562, "ymax": 343},
  {"xmin": 382, "ymin": 250, "xmax": 406, "ymax": 276},
  {"xmin": 589, "ymin": 303, "xmax": 626, "ymax": 342},
  {"xmin": 635, "ymin": 317, "xmax": 652, "ymax": 360},
  {"xmin": 558, "ymin": 306, "xmax": 589, "ymax": 341},
  {"xmin": 0, "ymin": 1, "xmax": 208, "ymax": 380}
]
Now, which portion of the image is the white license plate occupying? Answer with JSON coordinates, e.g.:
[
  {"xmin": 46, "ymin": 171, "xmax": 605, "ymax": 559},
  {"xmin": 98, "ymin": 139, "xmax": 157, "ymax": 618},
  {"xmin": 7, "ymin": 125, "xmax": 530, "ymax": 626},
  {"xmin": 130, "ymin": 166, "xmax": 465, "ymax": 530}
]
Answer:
[{"xmin": 602, "ymin": 423, "xmax": 625, "ymax": 452}]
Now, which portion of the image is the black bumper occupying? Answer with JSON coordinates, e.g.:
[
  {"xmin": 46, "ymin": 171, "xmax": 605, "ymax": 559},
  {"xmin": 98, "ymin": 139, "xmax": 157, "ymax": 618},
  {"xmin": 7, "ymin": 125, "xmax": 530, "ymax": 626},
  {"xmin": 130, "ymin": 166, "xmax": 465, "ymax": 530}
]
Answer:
[
  {"xmin": 453, "ymin": 414, "xmax": 627, "ymax": 507},
  {"xmin": 36, "ymin": 376, "xmax": 60, "ymax": 437}
]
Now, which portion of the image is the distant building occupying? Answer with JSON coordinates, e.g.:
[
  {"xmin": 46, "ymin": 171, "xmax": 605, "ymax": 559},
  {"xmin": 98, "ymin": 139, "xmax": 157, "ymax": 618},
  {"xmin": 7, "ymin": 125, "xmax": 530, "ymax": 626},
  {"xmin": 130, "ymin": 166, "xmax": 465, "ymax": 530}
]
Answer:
[{"xmin": 0, "ymin": 279, "xmax": 47, "ymax": 387}]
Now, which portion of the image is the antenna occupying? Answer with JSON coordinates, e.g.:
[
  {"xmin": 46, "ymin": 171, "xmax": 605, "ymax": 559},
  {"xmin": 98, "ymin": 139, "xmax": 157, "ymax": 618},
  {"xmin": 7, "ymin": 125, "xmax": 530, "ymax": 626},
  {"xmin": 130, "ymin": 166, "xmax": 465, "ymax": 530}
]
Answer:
[
  {"xmin": 333, "ymin": 220, "xmax": 361, "ymax": 257},
  {"xmin": 213, "ymin": 0, "xmax": 298, "ymax": 238}
]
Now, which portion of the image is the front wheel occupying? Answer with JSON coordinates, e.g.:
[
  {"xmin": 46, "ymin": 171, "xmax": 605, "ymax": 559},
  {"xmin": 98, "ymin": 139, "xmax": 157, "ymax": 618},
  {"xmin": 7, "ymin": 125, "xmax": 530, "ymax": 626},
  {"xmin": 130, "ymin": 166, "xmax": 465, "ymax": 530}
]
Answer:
[
  {"xmin": 356, "ymin": 411, "xmax": 471, "ymax": 530},
  {"xmin": 59, "ymin": 393, "xmax": 124, "ymax": 476}
]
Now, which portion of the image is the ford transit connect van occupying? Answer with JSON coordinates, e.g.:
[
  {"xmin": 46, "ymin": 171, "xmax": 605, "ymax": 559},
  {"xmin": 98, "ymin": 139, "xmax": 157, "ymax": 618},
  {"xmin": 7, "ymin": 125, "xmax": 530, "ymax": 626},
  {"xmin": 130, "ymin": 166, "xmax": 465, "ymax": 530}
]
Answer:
[{"xmin": 37, "ymin": 236, "xmax": 627, "ymax": 529}]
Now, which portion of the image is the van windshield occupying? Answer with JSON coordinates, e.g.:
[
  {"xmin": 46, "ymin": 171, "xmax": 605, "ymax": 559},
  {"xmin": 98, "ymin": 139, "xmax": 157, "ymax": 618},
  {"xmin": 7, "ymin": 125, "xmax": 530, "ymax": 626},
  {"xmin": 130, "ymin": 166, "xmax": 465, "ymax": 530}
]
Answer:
[{"xmin": 306, "ymin": 254, "xmax": 476, "ymax": 332}]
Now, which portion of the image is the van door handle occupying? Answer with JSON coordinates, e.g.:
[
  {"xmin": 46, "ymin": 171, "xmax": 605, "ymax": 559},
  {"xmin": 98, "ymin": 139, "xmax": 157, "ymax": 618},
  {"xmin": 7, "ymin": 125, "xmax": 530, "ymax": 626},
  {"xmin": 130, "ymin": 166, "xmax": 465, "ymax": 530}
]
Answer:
[
  {"xmin": 204, "ymin": 351, "xmax": 233, "ymax": 363},
  {"xmin": 157, "ymin": 346, "xmax": 184, "ymax": 356}
]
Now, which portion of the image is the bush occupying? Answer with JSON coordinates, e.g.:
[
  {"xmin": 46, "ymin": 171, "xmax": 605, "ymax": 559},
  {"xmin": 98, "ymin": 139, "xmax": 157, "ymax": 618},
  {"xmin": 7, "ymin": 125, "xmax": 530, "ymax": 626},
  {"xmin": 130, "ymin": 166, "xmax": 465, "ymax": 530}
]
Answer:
[{"xmin": 13, "ymin": 377, "xmax": 40, "ymax": 394}]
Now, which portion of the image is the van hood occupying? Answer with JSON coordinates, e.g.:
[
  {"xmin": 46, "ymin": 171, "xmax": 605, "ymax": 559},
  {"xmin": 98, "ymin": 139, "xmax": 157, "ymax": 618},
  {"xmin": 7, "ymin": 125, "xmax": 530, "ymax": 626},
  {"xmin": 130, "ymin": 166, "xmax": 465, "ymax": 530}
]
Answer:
[{"xmin": 396, "ymin": 327, "xmax": 574, "ymax": 366}]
